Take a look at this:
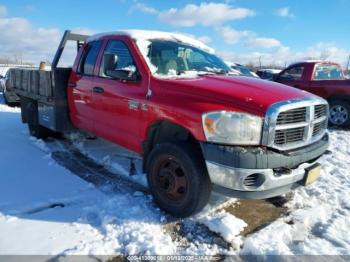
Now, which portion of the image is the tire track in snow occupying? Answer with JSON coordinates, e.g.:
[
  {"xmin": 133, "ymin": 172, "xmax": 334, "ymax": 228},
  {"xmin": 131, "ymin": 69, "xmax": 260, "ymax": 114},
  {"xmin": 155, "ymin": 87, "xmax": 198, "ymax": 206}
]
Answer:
[
  {"xmin": 43, "ymin": 137, "xmax": 289, "ymax": 253},
  {"xmin": 42, "ymin": 138, "xmax": 239, "ymax": 254}
]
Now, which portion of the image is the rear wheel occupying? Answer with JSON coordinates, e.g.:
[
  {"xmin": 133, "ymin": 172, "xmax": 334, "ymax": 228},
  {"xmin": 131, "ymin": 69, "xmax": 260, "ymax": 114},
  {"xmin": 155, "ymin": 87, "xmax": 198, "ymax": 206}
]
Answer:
[
  {"xmin": 26, "ymin": 101, "xmax": 50, "ymax": 139},
  {"xmin": 329, "ymin": 100, "xmax": 350, "ymax": 128},
  {"xmin": 146, "ymin": 142, "xmax": 211, "ymax": 217}
]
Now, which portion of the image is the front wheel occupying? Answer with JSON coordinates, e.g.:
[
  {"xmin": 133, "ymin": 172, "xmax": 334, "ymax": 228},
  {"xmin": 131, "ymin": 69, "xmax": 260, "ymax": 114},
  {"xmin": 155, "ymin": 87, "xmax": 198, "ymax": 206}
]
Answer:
[
  {"xmin": 329, "ymin": 100, "xmax": 350, "ymax": 128},
  {"xmin": 146, "ymin": 142, "xmax": 212, "ymax": 217}
]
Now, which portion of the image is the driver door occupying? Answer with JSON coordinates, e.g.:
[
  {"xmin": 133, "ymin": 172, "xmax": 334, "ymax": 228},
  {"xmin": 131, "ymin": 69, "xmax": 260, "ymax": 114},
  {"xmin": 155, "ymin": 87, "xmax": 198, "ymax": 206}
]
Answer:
[{"xmin": 92, "ymin": 39, "xmax": 148, "ymax": 153}]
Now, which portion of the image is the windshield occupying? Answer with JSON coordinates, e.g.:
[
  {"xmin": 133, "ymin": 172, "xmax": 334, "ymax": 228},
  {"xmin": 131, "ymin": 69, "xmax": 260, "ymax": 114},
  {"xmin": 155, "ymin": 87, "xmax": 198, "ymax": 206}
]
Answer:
[
  {"xmin": 147, "ymin": 40, "xmax": 231, "ymax": 76},
  {"xmin": 313, "ymin": 63, "xmax": 344, "ymax": 80}
]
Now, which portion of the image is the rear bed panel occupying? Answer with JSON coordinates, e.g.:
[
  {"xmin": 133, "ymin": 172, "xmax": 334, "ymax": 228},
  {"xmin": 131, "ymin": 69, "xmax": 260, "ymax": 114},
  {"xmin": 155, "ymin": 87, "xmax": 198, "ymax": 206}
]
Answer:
[{"xmin": 10, "ymin": 68, "xmax": 74, "ymax": 132}]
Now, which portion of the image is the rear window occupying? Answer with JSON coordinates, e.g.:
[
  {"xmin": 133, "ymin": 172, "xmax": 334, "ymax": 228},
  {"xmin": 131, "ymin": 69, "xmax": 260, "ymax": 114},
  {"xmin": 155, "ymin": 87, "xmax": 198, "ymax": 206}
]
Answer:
[
  {"xmin": 77, "ymin": 41, "xmax": 102, "ymax": 75},
  {"xmin": 313, "ymin": 64, "xmax": 344, "ymax": 80}
]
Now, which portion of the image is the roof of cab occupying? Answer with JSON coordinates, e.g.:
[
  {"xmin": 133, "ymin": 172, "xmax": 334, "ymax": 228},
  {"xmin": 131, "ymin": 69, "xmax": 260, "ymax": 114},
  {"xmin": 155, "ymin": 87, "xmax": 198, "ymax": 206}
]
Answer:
[
  {"xmin": 288, "ymin": 60, "xmax": 341, "ymax": 67},
  {"xmin": 87, "ymin": 29, "xmax": 214, "ymax": 54}
]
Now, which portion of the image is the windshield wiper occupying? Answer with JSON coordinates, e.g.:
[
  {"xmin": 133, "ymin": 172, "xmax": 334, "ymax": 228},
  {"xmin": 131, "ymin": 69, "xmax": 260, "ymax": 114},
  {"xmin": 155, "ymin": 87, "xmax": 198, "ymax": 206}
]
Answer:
[
  {"xmin": 175, "ymin": 70, "xmax": 230, "ymax": 76},
  {"xmin": 176, "ymin": 70, "xmax": 215, "ymax": 76}
]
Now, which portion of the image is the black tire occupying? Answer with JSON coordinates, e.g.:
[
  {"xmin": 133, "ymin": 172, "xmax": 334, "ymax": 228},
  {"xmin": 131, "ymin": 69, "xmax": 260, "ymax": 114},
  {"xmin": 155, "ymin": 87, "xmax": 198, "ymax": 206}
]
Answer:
[
  {"xmin": 329, "ymin": 100, "xmax": 350, "ymax": 128},
  {"xmin": 26, "ymin": 101, "xmax": 50, "ymax": 139},
  {"xmin": 146, "ymin": 142, "xmax": 212, "ymax": 217}
]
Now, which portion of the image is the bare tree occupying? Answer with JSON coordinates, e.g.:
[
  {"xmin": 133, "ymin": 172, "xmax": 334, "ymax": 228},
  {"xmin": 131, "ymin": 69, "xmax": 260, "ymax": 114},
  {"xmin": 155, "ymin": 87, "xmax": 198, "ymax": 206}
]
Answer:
[{"xmin": 13, "ymin": 50, "xmax": 23, "ymax": 65}]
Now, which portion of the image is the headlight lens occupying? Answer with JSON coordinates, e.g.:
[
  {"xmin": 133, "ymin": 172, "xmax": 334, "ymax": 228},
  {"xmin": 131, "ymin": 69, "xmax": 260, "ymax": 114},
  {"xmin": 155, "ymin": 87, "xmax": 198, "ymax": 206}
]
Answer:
[{"xmin": 202, "ymin": 111, "xmax": 263, "ymax": 145}]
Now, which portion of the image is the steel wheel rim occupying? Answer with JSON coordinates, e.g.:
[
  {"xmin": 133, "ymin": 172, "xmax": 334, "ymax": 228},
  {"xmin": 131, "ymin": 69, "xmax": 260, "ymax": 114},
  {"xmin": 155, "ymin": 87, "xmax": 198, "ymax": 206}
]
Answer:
[
  {"xmin": 155, "ymin": 156, "xmax": 188, "ymax": 202},
  {"xmin": 330, "ymin": 105, "xmax": 348, "ymax": 125}
]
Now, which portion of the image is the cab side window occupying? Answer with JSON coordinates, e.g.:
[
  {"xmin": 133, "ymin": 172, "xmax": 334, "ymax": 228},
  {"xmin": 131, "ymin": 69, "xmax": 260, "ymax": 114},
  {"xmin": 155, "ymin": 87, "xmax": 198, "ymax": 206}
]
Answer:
[
  {"xmin": 99, "ymin": 40, "xmax": 136, "ymax": 77},
  {"xmin": 77, "ymin": 41, "xmax": 102, "ymax": 75},
  {"xmin": 279, "ymin": 66, "xmax": 305, "ymax": 81}
]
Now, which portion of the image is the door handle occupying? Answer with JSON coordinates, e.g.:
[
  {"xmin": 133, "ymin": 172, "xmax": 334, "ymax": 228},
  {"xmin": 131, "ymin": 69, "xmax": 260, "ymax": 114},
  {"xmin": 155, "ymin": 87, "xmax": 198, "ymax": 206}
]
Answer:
[
  {"xmin": 68, "ymin": 82, "xmax": 77, "ymax": 88},
  {"xmin": 93, "ymin": 86, "xmax": 104, "ymax": 93}
]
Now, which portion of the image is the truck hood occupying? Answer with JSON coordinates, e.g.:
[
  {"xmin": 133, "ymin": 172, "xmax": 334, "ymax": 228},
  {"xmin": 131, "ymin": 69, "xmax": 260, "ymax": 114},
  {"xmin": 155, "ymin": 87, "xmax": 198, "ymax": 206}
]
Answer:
[{"xmin": 157, "ymin": 75, "xmax": 314, "ymax": 115}]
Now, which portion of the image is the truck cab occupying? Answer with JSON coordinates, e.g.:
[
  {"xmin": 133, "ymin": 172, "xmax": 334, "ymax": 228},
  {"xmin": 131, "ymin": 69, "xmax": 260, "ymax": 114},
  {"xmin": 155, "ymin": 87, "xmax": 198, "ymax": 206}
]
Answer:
[{"xmin": 275, "ymin": 61, "xmax": 350, "ymax": 127}]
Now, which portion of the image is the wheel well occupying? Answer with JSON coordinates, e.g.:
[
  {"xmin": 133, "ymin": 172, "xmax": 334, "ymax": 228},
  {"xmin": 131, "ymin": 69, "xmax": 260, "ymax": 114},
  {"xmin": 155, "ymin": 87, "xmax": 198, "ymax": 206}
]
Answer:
[
  {"xmin": 142, "ymin": 121, "xmax": 201, "ymax": 172},
  {"xmin": 328, "ymin": 95, "xmax": 350, "ymax": 104}
]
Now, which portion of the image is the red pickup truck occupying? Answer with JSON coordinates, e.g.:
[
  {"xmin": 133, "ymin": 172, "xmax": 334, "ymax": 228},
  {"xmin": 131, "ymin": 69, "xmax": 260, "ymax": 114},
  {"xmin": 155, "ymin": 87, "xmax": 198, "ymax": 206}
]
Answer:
[
  {"xmin": 11, "ymin": 30, "xmax": 329, "ymax": 217},
  {"xmin": 274, "ymin": 61, "xmax": 350, "ymax": 127}
]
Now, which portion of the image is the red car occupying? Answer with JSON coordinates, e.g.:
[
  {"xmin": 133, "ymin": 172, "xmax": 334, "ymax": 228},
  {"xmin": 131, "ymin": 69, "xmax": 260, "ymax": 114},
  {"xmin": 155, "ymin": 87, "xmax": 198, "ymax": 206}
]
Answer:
[
  {"xmin": 275, "ymin": 61, "xmax": 350, "ymax": 127},
  {"xmin": 13, "ymin": 31, "xmax": 329, "ymax": 217}
]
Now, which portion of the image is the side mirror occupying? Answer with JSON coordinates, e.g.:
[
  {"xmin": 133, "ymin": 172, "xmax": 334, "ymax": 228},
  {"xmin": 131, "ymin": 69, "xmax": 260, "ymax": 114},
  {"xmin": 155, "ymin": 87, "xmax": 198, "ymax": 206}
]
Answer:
[
  {"xmin": 103, "ymin": 53, "xmax": 117, "ymax": 73},
  {"xmin": 103, "ymin": 53, "xmax": 139, "ymax": 81}
]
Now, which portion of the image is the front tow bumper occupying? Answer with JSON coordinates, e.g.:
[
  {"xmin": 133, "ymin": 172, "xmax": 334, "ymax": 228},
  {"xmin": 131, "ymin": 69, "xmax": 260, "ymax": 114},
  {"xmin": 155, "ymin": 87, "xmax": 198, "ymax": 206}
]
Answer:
[{"xmin": 200, "ymin": 133, "xmax": 329, "ymax": 199}]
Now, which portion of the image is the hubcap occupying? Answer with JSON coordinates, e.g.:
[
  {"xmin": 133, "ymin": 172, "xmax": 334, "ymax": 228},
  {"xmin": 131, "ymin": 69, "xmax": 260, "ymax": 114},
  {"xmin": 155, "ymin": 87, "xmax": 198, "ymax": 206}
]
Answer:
[
  {"xmin": 155, "ymin": 157, "xmax": 187, "ymax": 201},
  {"xmin": 330, "ymin": 105, "xmax": 348, "ymax": 125}
]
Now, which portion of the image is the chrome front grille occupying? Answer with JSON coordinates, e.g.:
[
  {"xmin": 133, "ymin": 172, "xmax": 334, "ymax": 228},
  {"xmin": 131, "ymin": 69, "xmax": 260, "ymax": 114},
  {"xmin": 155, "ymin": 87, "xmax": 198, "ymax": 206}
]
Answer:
[
  {"xmin": 315, "ymin": 104, "xmax": 327, "ymax": 119},
  {"xmin": 262, "ymin": 98, "xmax": 329, "ymax": 151},
  {"xmin": 276, "ymin": 107, "xmax": 306, "ymax": 125},
  {"xmin": 312, "ymin": 119, "xmax": 327, "ymax": 137},
  {"xmin": 274, "ymin": 126, "xmax": 306, "ymax": 145}
]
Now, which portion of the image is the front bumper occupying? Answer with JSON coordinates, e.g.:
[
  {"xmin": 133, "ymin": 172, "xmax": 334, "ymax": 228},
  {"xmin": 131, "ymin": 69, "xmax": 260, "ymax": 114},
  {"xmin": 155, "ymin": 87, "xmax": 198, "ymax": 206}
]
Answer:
[{"xmin": 201, "ymin": 134, "xmax": 329, "ymax": 199}]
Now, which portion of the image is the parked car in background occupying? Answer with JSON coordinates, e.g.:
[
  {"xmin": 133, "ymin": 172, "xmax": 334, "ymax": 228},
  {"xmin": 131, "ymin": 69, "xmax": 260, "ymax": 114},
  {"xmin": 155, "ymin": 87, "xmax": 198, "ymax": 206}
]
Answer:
[
  {"xmin": 227, "ymin": 62, "xmax": 259, "ymax": 78},
  {"xmin": 257, "ymin": 69, "xmax": 282, "ymax": 80},
  {"xmin": 274, "ymin": 60, "xmax": 350, "ymax": 127}
]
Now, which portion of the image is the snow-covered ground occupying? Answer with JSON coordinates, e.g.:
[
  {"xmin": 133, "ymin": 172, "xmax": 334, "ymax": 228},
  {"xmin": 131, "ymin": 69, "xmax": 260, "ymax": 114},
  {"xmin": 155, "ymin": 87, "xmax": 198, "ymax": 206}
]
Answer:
[
  {"xmin": 242, "ymin": 129, "xmax": 350, "ymax": 255},
  {"xmin": 0, "ymin": 95, "xmax": 242, "ymax": 256},
  {"xmin": 0, "ymin": 93, "xmax": 349, "ymax": 256}
]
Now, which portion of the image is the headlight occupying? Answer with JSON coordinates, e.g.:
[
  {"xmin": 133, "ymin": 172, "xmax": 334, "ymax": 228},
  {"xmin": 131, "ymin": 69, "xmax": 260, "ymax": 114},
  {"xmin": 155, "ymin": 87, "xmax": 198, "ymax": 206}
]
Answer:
[{"xmin": 202, "ymin": 111, "xmax": 263, "ymax": 145}]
